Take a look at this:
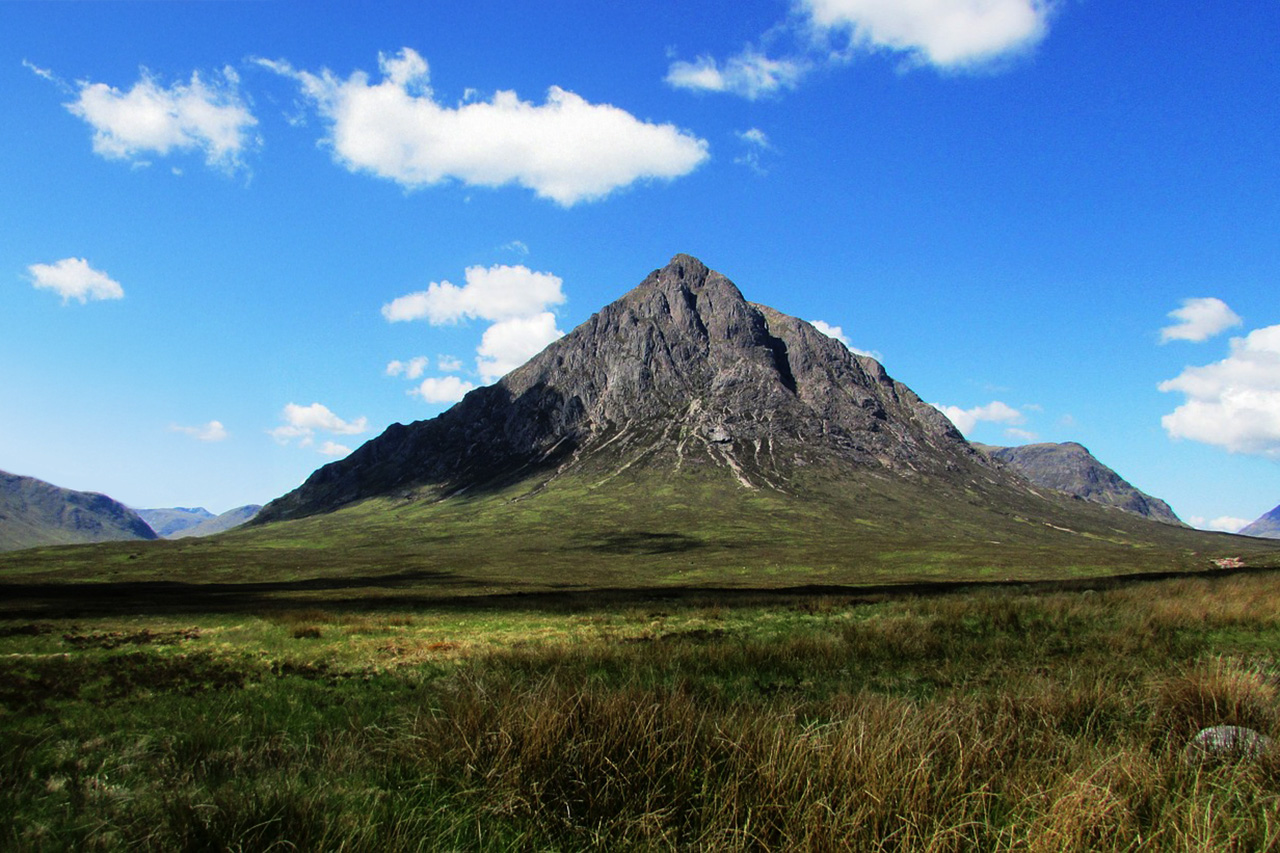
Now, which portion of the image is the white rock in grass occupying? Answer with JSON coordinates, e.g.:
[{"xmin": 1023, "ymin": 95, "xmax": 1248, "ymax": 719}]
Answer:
[{"xmin": 1184, "ymin": 726, "xmax": 1273, "ymax": 764}]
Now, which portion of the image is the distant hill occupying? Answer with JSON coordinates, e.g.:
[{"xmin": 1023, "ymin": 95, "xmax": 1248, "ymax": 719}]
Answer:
[
  {"xmin": 168, "ymin": 505, "xmax": 261, "ymax": 539},
  {"xmin": 136, "ymin": 505, "xmax": 262, "ymax": 539},
  {"xmin": 1240, "ymin": 504, "xmax": 1280, "ymax": 539},
  {"xmin": 971, "ymin": 442, "xmax": 1184, "ymax": 526},
  {"xmin": 0, "ymin": 469, "xmax": 157, "ymax": 552},
  {"xmin": 135, "ymin": 507, "xmax": 215, "ymax": 538}
]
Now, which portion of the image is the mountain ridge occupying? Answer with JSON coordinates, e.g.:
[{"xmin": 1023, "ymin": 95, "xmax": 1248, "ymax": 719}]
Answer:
[
  {"xmin": 0, "ymin": 469, "xmax": 157, "ymax": 553},
  {"xmin": 971, "ymin": 441, "xmax": 1184, "ymax": 526},
  {"xmin": 1240, "ymin": 504, "xmax": 1280, "ymax": 539}
]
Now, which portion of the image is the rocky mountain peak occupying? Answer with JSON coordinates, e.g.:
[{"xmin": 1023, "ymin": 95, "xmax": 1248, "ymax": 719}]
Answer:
[{"xmin": 256, "ymin": 254, "xmax": 982, "ymax": 523}]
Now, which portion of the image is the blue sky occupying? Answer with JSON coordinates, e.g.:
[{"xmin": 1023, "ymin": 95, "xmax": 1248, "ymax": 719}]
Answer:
[{"xmin": 2, "ymin": 1, "xmax": 1277, "ymax": 531}]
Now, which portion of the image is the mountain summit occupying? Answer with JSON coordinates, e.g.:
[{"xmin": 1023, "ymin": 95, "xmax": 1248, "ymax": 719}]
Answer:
[{"xmin": 259, "ymin": 254, "xmax": 989, "ymax": 523}]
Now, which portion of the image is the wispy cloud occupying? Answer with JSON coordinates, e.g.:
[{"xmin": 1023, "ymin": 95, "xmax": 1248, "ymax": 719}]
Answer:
[
  {"xmin": 386, "ymin": 356, "xmax": 430, "ymax": 380},
  {"xmin": 170, "ymin": 420, "xmax": 229, "ymax": 442},
  {"xmin": 1159, "ymin": 297, "xmax": 1242, "ymax": 343},
  {"xmin": 28, "ymin": 258, "xmax": 124, "ymax": 304},
  {"xmin": 667, "ymin": 0, "xmax": 1052, "ymax": 100},
  {"xmin": 934, "ymin": 400, "xmax": 1024, "ymax": 435},
  {"xmin": 260, "ymin": 48, "xmax": 709, "ymax": 206},
  {"xmin": 270, "ymin": 402, "xmax": 368, "ymax": 452},
  {"xmin": 810, "ymin": 319, "xmax": 880, "ymax": 359},
  {"xmin": 666, "ymin": 50, "xmax": 806, "ymax": 100},
  {"xmin": 49, "ymin": 64, "xmax": 258, "ymax": 172}
]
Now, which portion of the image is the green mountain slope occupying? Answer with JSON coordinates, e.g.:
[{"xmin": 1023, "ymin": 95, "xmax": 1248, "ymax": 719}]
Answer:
[{"xmin": 0, "ymin": 470, "xmax": 157, "ymax": 553}]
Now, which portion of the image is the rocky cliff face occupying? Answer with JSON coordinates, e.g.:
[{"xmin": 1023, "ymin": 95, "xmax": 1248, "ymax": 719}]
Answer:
[
  {"xmin": 258, "ymin": 254, "xmax": 992, "ymax": 523},
  {"xmin": 972, "ymin": 442, "xmax": 1185, "ymax": 526},
  {"xmin": 1240, "ymin": 504, "xmax": 1280, "ymax": 539},
  {"xmin": 0, "ymin": 470, "xmax": 158, "ymax": 552}
]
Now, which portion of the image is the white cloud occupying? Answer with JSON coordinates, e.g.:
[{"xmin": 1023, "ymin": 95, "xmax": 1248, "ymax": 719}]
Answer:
[
  {"xmin": 382, "ymin": 264, "xmax": 564, "ymax": 324},
  {"xmin": 263, "ymin": 48, "xmax": 709, "ymax": 206},
  {"xmin": 1189, "ymin": 516, "xmax": 1251, "ymax": 534},
  {"xmin": 811, "ymin": 319, "xmax": 852, "ymax": 347},
  {"xmin": 318, "ymin": 441, "xmax": 353, "ymax": 458},
  {"xmin": 64, "ymin": 66, "xmax": 257, "ymax": 172},
  {"xmin": 734, "ymin": 127, "xmax": 775, "ymax": 174},
  {"xmin": 1160, "ymin": 297, "xmax": 1243, "ymax": 343},
  {"xmin": 386, "ymin": 356, "xmax": 429, "ymax": 379},
  {"xmin": 170, "ymin": 420, "xmax": 228, "ymax": 442},
  {"xmin": 477, "ymin": 313, "xmax": 564, "ymax": 383},
  {"xmin": 667, "ymin": 0, "xmax": 1049, "ymax": 102},
  {"xmin": 270, "ymin": 402, "xmax": 368, "ymax": 450},
  {"xmin": 1158, "ymin": 324, "xmax": 1280, "ymax": 457},
  {"xmin": 810, "ymin": 319, "xmax": 880, "ymax": 359},
  {"xmin": 802, "ymin": 0, "xmax": 1049, "ymax": 67},
  {"xmin": 666, "ymin": 50, "xmax": 806, "ymax": 99},
  {"xmin": 23, "ymin": 60, "xmax": 61, "ymax": 86},
  {"xmin": 1003, "ymin": 427, "xmax": 1039, "ymax": 443},
  {"xmin": 934, "ymin": 400, "xmax": 1023, "ymax": 435},
  {"xmin": 437, "ymin": 355, "xmax": 464, "ymax": 372},
  {"xmin": 383, "ymin": 262, "xmax": 567, "ymax": 385},
  {"xmin": 28, "ymin": 258, "xmax": 124, "ymax": 304},
  {"xmin": 412, "ymin": 375, "xmax": 476, "ymax": 404}
]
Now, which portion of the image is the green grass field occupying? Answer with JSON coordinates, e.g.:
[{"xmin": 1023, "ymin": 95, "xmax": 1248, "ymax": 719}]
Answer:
[
  {"xmin": 5, "ymin": 570, "xmax": 1280, "ymax": 850},
  {"xmin": 3, "ymin": 466, "xmax": 1277, "ymax": 620},
  {"xmin": 5, "ymin": 464, "xmax": 1280, "ymax": 849}
]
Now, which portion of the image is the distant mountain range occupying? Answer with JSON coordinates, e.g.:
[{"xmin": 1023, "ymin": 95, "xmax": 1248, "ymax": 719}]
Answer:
[
  {"xmin": 971, "ymin": 442, "xmax": 1185, "ymax": 526},
  {"xmin": 0, "ymin": 469, "xmax": 156, "ymax": 552},
  {"xmin": 1240, "ymin": 505, "xmax": 1280, "ymax": 539},
  {"xmin": 134, "ymin": 505, "xmax": 262, "ymax": 539},
  {"xmin": 0, "ymin": 470, "xmax": 261, "ymax": 553}
]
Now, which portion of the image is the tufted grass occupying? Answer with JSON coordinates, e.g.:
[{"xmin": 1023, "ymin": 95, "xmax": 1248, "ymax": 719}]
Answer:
[{"xmin": 4, "ymin": 571, "xmax": 1280, "ymax": 849}]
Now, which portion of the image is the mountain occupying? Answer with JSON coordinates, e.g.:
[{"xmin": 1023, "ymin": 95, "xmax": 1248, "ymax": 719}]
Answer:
[
  {"xmin": 135, "ymin": 507, "xmax": 215, "ymax": 538},
  {"xmin": 136, "ymin": 505, "xmax": 263, "ymax": 539},
  {"xmin": 258, "ymin": 253, "xmax": 985, "ymax": 524},
  {"xmin": 232, "ymin": 254, "xmax": 1276, "ymax": 589},
  {"xmin": 1240, "ymin": 505, "xmax": 1280, "ymax": 539},
  {"xmin": 971, "ymin": 442, "xmax": 1185, "ymax": 526},
  {"xmin": 0, "ymin": 470, "xmax": 157, "ymax": 553},
  {"xmin": 168, "ymin": 505, "xmax": 261, "ymax": 539}
]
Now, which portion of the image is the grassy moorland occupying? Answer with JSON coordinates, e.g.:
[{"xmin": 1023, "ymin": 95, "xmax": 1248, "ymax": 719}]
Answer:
[
  {"xmin": 4, "ymin": 570, "xmax": 1280, "ymax": 850},
  {"xmin": 2, "ymin": 466, "xmax": 1277, "ymax": 618}
]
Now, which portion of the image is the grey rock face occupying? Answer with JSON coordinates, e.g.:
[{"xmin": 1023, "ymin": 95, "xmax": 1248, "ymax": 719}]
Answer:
[
  {"xmin": 257, "ymin": 254, "xmax": 985, "ymax": 523},
  {"xmin": 972, "ymin": 442, "xmax": 1184, "ymax": 526},
  {"xmin": 1239, "ymin": 504, "xmax": 1280, "ymax": 539},
  {"xmin": 0, "ymin": 470, "xmax": 158, "ymax": 552},
  {"xmin": 1184, "ymin": 725, "xmax": 1273, "ymax": 764}
]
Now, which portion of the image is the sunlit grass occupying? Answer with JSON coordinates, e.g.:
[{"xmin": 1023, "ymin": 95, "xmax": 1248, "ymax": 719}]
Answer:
[{"xmin": 4, "ymin": 572, "xmax": 1280, "ymax": 849}]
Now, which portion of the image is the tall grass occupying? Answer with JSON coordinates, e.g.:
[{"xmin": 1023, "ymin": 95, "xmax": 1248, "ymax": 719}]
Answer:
[{"xmin": 4, "ymin": 573, "xmax": 1280, "ymax": 849}]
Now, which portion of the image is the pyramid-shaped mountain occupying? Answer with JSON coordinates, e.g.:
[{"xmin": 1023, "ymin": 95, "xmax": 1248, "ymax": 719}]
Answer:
[
  {"xmin": 251, "ymin": 255, "xmax": 1272, "ymax": 583},
  {"xmin": 259, "ymin": 254, "xmax": 989, "ymax": 522}
]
